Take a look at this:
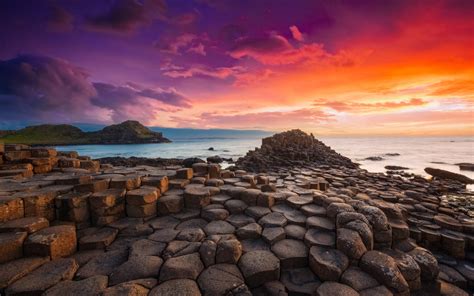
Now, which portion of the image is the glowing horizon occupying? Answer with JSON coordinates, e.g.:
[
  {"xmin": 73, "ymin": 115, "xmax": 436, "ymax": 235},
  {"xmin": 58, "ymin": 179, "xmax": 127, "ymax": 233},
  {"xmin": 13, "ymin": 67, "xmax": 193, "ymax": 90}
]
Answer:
[{"xmin": 0, "ymin": 0, "xmax": 472, "ymax": 136}]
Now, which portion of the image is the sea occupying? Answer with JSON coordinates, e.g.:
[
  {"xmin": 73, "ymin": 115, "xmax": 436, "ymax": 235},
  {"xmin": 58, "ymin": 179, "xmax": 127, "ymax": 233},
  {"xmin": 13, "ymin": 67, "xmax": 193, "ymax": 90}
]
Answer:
[{"xmin": 54, "ymin": 132, "xmax": 474, "ymax": 187}]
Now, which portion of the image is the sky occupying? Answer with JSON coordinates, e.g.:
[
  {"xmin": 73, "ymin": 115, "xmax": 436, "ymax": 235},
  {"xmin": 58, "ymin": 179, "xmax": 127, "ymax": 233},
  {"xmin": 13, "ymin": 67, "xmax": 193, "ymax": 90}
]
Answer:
[{"xmin": 0, "ymin": 0, "xmax": 473, "ymax": 135}]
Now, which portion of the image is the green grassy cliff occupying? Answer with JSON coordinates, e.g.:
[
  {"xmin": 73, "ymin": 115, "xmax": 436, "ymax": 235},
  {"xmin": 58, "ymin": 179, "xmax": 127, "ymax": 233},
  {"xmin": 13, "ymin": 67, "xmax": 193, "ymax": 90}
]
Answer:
[{"xmin": 0, "ymin": 121, "xmax": 171, "ymax": 145}]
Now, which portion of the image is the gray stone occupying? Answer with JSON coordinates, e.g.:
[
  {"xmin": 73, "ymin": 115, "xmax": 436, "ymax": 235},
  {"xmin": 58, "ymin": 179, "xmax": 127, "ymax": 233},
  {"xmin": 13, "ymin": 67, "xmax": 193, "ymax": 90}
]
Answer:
[
  {"xmin": 304, "ymin": 229, "xmax": 335, "ymax": 248},
  {"xmin": 284, "ymin": 224, "xmax": 306, "ymax": 240},
  {"xmin": 341, "ymin": 267, "xmax": 379, "ymax": 291},
  {"xmin": 238, "ymin": 250, "xmax": 280, "ymax": 288},
  {"xmin": 216, "ymin": 239, "xmax": 242, "ymax": 264},
  {"xmin": 109, "ymin": 255, "xmax": 163, "ymax": 285},
  {"xmin": 200, "ymin": 240, "xmax": 217, "ymax": 267},
  {"xmin": 315, "ymin": 281, "xmax": 359, "ymax": 296},
  {"xmin": 130, "ymin": 239, "xmax": 166, "ymax": 257},
  {"xmin": 163, "ymin": 241, "xmax": 201, "ymax": 259},
  {"xmin": 148, "ymin": 228, "xmax": 179, "ymax": 243},
  {"xmin": 272, "ymin": 239, "xmax": 308, "ymax": 269},
  {"xmin": 336, "ymin": 228, "xmax": 367, "ymax": 260},
  {"xmin": 225, "ymin": 199, "xmax": 248, "ymax": 214},
  {"xmin": 79, "ymin": 227, "xmax": 118, "ymax": 250},
  {"xmin": 281, "ymin": 268, "xmax": 320, "ymax": 295},
  {"xmin": 204, "ymin": 220, "xmax": 235, "ymax": 235},
  {"xmin": 0, "ymin": 256, "xmax": 49, "ymax": 289},
  {"xmin": 43, "ymin": 275, "xmax": 108, "ymax": 296},
  {"xmin": 198, "ymin": 264, "xmax": 245, "ymax": 295},
  {"xmin": 76, "ymin": 249, "xmax": 128, "ymax": 279},
  {"xmin": 157, "ymin": 195, "xmax": 184, "ymax": 215},
  {"xmin": 227, "ymin": 214, "xmax": 255, "ymax": 228},
  {"xmin": 102, "ymin": 282, "xmax": 150, "ymax": 296},
  {"xmin": 6, "ymin": 258, "xmax": 78, "ymax": 295},
  {"xmin": 309, "ymin": 246, "xmax": 349, "ymax": 281},
  {"xmin": 360, "ymin": 250, "xmax": 409, "ymax": 295},
  {"xmin": 262, "ymin": 227, "xmax": 286, "ymax": 244},
  {"xmin": 259, "ymin": 212, "xmax": 287, "ymax": 227},
  {"xmin": 236, "ymin": 223, "xmax": 262, "ymax": 239},
  {"xmin": 160, "ymin": 252, "xmax": 204, "ymax": 281},
  {"xmin": 306, "ymin": 216, "xmax": 335, "ymax": 231},
  {"xmin": 149, "ymin": 279, "xmax": 201, "ymax": 296},
  {"xmin": 177, "ymin": 228, "xmax": 206, "ymax": 242}
]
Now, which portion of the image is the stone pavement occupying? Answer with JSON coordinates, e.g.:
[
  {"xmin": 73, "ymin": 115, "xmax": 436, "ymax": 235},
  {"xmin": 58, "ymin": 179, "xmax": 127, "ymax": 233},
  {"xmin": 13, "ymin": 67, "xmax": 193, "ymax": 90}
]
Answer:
[{"xmin": 0, "ymin": 142, "xmax": 472, "ymax": 295}]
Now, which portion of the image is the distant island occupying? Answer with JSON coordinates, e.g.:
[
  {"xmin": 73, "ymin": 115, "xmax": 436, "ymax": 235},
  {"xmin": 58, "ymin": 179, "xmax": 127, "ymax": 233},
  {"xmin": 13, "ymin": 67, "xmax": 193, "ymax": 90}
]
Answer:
[{"xmin": 0, "ymin": 120, "xmax": 171, "ymax": 145}]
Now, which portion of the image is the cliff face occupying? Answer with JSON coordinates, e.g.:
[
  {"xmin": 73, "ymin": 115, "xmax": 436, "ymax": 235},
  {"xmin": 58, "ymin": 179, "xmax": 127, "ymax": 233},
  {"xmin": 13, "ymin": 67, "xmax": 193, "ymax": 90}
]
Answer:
[
  {"xmin": 0, "ymin": 120, "xmax": 171, "ymax": 145},
  {"xmin": 236, "ymin": 129, "xmax": 357, "ymax": 171}
]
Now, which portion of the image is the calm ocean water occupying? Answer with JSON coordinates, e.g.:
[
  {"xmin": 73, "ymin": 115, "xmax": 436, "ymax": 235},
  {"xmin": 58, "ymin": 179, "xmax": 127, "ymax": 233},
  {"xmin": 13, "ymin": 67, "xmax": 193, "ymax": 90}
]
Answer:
[{"xmin": 55, "ymin": 136, "xmax": 474, "ymax": 182}]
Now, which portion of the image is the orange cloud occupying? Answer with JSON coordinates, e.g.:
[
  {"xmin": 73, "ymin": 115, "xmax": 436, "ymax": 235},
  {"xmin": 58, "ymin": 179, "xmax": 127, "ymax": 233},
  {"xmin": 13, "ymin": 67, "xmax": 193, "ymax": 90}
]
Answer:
[
  {"xmin": 428, "ymin": 80, "xmax": 474, "ymax": 97},
  {"xmin": 313, "ymin": 98, "xmax": 429, "ymax": 113},
  {"xmin": 161, "ymin": 64, "xmax": 246, "ymax": 79},
  {"xmin": 171, "ymin": 107, "xmax": 333, "ymax": 129}
]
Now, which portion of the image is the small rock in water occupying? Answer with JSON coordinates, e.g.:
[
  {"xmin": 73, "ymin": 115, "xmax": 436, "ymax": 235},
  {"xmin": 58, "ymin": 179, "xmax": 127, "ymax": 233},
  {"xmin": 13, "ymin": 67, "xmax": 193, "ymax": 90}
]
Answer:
[
  {"xmin": 364, "ymin": 156, "xmax": 384, "ymax": 161},
  {"xmin": 425, "ymin": 167, "xmax": 474, "ymax": 184},
  {"xmin": 457, "ymin": 163, "xmax": 474, "ymax": 171},
  {"xmin": 208, "ymin": 147, "xmax": 214, "ymax": 151},
  {"xmin": 207, "ymin": 156, "xmax": 223, "ymax": 164},
  {"xmin": 385, "ymin": 165, "xmax": 409, "ymax": 171}
]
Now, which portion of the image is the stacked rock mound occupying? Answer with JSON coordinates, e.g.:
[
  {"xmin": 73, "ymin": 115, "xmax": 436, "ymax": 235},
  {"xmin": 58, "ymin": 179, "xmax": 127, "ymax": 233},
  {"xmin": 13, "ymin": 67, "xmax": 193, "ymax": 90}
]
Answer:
[
  {"xmin": 236, "ymin": 129, "xmax": 357, "ymax": 172},
  {"xmin": 0, "ymin": 145, "xmax": 472, "ymax": 295}
]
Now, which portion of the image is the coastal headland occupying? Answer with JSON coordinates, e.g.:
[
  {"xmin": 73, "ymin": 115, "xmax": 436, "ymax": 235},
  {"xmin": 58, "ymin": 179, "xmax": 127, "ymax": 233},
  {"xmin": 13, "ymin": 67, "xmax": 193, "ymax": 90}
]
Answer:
[
  {"xmin": 0, "ymin": 130, "xmax": 472, "ymax": 295},
  {"xmin": 0, "ymin": 120, "xmax": 170, "ymax": 145}
]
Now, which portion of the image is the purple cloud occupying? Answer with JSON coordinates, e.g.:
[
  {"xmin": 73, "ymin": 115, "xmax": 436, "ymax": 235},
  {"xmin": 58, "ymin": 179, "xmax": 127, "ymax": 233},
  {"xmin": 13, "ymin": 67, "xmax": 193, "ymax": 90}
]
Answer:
[
  {"xmin": 155, "ymin": 33, "xmax": 199, "ymax": 55},
  {"xmin": 161, "ymin": 63, "xmax": 245, "ymax": 79},
  {"xmin": 0, "ymin": 55, "xmax": 98, "ymax": 122},
  {"xmin": 0, "ymin": 54, "xmax": 190, "ymax": 124},
  {"xmin": 187, "ymin": 43, "xmax": 206, "ymax": 56},
  {"xmin": 229, "ymin": 33, "xmax": 293, "ymax": 59},
  {"xmin": 86, "ymin": 0, "xmax": 167, "ymax": 34},
  {"xmin": 92, "ymin": 82, "xmax": 191, "ymax": 121}
]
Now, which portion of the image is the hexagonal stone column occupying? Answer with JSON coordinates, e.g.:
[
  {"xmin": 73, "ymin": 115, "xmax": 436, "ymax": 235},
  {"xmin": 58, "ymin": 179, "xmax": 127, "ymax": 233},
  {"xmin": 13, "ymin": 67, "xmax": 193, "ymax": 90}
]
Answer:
[
  {"xmin": 0, "ymin": 232, "xmax": 27, "ymax": 263},
  {"xmin": 24, "ymin": 225, "xmax": 77, "ymax": 259},
  {"xmin": 238, "ymin": 250, "xmax": 280, "ymax": 288}
]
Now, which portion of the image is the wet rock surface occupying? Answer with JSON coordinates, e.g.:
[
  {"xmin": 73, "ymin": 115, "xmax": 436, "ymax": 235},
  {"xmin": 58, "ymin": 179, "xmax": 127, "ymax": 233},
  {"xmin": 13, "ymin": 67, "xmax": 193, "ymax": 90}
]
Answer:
[{"xmin": 0, "ymin": 132, "xmax": 473, "ymax": 295}]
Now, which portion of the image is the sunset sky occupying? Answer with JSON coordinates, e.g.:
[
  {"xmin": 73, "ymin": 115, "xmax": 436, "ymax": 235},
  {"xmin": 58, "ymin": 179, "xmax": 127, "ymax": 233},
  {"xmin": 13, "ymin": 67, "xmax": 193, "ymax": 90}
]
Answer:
[{"xmin": 0, "ymin": 0, "xmax": 473, "ymax": 135}]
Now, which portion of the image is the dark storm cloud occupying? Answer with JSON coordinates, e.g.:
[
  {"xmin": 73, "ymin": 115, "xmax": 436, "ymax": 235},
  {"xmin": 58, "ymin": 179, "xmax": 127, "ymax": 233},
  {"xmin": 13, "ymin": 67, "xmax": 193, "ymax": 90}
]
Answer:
[
  {"xmin": 85, "ymin": 0, "xmax": 167, "ymax": 34},
  {"xmin": 0, "ymin": 54, "xmax": 97, "ymax": 121},
  {"xmin": 0, "ymin": 55, "xmax": 190, "ymax": 123}
]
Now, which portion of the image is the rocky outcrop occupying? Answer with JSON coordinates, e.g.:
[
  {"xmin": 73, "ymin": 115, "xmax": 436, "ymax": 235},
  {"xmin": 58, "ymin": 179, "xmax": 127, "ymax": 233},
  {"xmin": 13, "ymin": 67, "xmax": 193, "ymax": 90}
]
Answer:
[
  {"xmin": 236, "ymin": 129, "xmax": 357, "ymax": 171},
  {"xmin": 425, "ymin": 167, "xmax": 474, "ymax": 184},
  {"xmin": 86, "ymin": 121, "xmax": 170, "ymax": 144}
]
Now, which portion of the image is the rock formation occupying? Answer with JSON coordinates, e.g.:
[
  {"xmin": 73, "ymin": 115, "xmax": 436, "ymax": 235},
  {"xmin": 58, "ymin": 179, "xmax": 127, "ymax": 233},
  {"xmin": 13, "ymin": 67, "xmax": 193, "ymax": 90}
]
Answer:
[
  {"xmin": 236, "ymin": 129, "xmax": 357, "ymax": 172},
  {"xmin": 0, "ymin": 135, "xmax": 472, "ymax": 295},
  {"xmin": 425, "ymin": 167, "xmax": 474, "ymax": 184}
]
